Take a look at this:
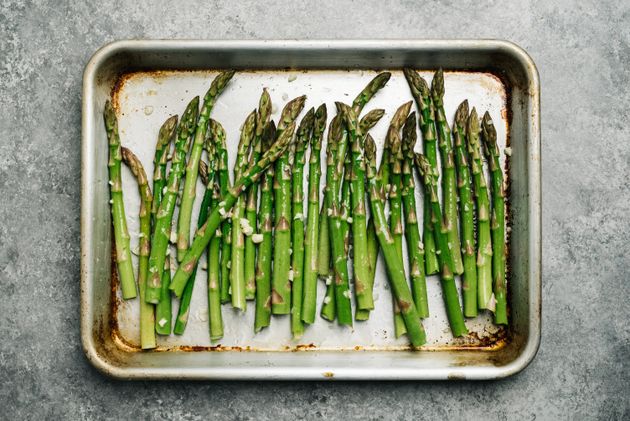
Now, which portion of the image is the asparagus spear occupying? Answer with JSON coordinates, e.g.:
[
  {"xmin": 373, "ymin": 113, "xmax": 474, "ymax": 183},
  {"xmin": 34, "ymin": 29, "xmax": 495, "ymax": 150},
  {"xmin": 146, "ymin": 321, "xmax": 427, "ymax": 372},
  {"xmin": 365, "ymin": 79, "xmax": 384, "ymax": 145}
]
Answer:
[
  {"xmin": 401, "ymin": 113, "xmax": 429, "ymax": 318},
  {"xmin": 337, "ymin": 103, "xmax": 384, "ymax": 315},
  {"xmin": 120, "ymin": 147, "xmax": 155, "ymax": 348},
  {"xmin": 229, "ymin": 110, "xmax": 257, "ymax": 310},
  {"xmin": 383, "ymin": 104, "xmax": 413, "ymax": 336},
  {"xmin": 415, "ymin": 154, "xmax": 468, "ymax": 337},
  {"xmin": 325, "ymin": 116, "xmax": 353, "ymax": 326},
  {"xmin": 173, "ymin": 135, "xmax": 217, "ymax": 334},
  {"xmin": 170, "ymin": 123, "xmax": 297, "ymax": 291},
  {"xmin": 302, "ymin": 104, "xmax": 327, "ymax": 325},
  {"xmin": 155, "ymin": 258, "xmax": 172, "ymax": 334},
  {"xmin": 177, "ymin": 71, "xmax": 235, "ymax": 260},
  {"xmin": 431, "ymin": 69, "xmax": 464, "ymax": 275},
  {"xmin": 320, "ymin": 121, "xmax": 337, "ymax": 322},
  {"xmin": 207, "ymin": 156, "xmax": 224, "ymax": 340},
  {"xmin": 145, "ymin": 97, "xmax": 199, "ymax": 303},
  {"xmin": 207, "ymin": 188, "xmax": 224, "ymax": 340},
  {"xmin": 453, "ymin": 100, "xmax": 478, "ymax": 317},
  {"xmin": 290, "ymin": 108, "xmax": 315, "ymax": 338},
  {"xmin": 151, "ymin": 116, "xmax": 177, "ymax": 227},
  {"xmin": 103, "ymin": 101, "xmax": 136, "ymax": 299},
  {"xmin": 272, "ymin": 96, "xmax": 307, "ymax": 314},
  {"xmin": 254, "ymin": 122, "xmax": 277, "ymax": 332},
  {"xmin": 316, "ymin": 205, "xmax": 330, "ymax": 277},
  {"xmin": 364, "ymin": 136, "xmax": 426, "ymax": 347},
  {"xmin": 481, "ymin": 112, "xmax": 508, "ymax": 325},
  {"xmin": 403, "ymin": 69, "xmax": 440, "ymax": 275},
  {"xmin": 466, "ymin": 108, "xmax": 493, "ymax": 310},
  {"xmin": 244, "ymin": 90, "xmax": 272, "ymax": 300},
  {"xmin": 215, "ymin": 120, "xmax": 232, "ymax": 304}
]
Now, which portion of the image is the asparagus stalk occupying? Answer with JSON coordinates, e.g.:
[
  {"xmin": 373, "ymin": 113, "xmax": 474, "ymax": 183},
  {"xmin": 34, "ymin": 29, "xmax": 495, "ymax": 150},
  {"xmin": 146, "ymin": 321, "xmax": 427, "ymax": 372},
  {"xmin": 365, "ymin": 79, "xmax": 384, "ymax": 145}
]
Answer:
[
  {"xmin": 403, "ymin": 69, "xmax": 440, "ymax": 275},
  {"xmin": 155, "ymin": 258, "xmax": 172, "ymax": 334},
  {"xmin": 364, "ymin": 136, "xmax": 426, "ymax": 347},
  {"xmin": 320, "ymin": 123, "xmax": 337, "ymax": 322},
  {"xmin": 385, "ymin": 104, "xmax": 413, "ymax": 336},
  {"xmin": 316, "ymin": 205, "xmax": 330, "ymax": 277},
  {"xmin": 151, "ymin": 116, "xmax": 177, "ymax": 227},
  {"xmin": 145, "ymin": 97, "xmax": 199, "ymax": 303},
  {"xmin": 173, "ymin": 134, "xmax": 217, "ymax": 334},
  {"xmin": 481, "ymin": 112, "xmax": 508, "ymax": 325},
  {"xmin": 453, "ymin": 100, "xmax": 478, "ymax": 317},
  {"xmin": 170, "ymin": 123, "xmax": 297, "ymax": 291},
  {"xmin": 207, "ymin": 157, "xmax": 224, "ymax": 340},
  {"xmin": 325, "ymin": 116, "xmax": 353, "ymax": 326},
  {"xmin": 230, "ymin": 110, "xmax": 257, "ymax": 310},
  {"xmin": 120, "ymin": 147, "xmax": 155, "ymax": 349},
  {"xmin": 302, "ymin": 104, "xmax": 327, "ymax": 325},
  {"xmin": 401, "ymin": 113, "xmax": 429, "ymax": 318},
  {"xmin": 431, "ymin": 69, "xmax": 464, "ymax": 275},
  {"xmin": 290, "ymin": 109, "xmax": 315, "ymax": 338},
  {"xmin": 415, "ymin": 154, "xmax": 468, "ymax": 337},
  {"xmin": 272, "ymin": 96, "xmax": 307, "ymax": 314},
  {"xmin": 215, "ymin": 120, "xmax": 232, "ymax": 304},
  {"xmin": 337, "ymin": 104, "xmax": 384, "ymax": 315},
  {"xmin": 245, "ymin": 90, "xmax": 272, "ymax": 300},
  {"xmin": 254, "ymin": 122, "xmax": 277, "ymax": 332},
  {"xmin": 177, "ymin": 71, "xmax": 235, "ymax": 260},
  {"xmin": 466, "ymin": 108, "xmax": 493, "ymax": 310},
  {"xmin": 103, "ymin": 101, "xmax": 136, "ymax": 299}
]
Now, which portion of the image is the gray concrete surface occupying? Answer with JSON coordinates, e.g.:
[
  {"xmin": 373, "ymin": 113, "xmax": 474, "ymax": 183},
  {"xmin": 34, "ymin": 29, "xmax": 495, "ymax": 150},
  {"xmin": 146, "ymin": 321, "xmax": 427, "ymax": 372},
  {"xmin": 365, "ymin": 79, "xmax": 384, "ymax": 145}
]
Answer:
[{"xmin": 1, "ymin": 0, "xmax": 628, "ymax": 419}]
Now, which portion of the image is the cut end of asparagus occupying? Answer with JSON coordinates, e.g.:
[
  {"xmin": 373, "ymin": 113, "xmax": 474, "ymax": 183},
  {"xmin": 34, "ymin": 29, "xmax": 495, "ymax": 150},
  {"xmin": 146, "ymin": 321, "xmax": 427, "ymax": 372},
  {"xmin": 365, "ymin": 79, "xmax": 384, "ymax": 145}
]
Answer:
[
  {"xmin": 431, "ymin": 68, "xmax": 445, "ymax": 102},
  {"xmin": 455, "ymin": 100, "xmax": 470, "ymax": 129},
  {"xmin": 402, "ymin": 112, "xmax": 417, "ymax": 157}
]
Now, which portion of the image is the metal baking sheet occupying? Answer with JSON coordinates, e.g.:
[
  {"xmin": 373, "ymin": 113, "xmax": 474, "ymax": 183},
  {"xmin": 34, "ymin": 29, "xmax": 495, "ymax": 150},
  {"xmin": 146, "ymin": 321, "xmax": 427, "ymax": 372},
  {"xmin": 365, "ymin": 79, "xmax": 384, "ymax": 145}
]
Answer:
[{"xmin": 81, "ymin": 40, "xmax": 541, "ymax": 380}]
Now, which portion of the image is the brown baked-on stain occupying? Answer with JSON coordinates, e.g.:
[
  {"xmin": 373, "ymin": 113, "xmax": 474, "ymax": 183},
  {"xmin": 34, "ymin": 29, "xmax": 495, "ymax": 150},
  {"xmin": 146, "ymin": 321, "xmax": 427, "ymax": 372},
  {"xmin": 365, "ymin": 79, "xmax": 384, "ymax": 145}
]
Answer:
[{"xmin": 322, "ymin": 372, "xmax": 334, "ymax": 378}]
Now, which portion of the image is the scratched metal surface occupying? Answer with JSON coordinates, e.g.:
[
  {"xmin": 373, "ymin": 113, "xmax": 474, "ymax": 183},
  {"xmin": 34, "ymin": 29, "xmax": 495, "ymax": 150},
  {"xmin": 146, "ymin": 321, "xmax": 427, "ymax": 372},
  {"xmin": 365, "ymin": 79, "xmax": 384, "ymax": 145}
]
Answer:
[{"xmin": 112, "ymin": 68, "xmax": 508, "ymax": 351}]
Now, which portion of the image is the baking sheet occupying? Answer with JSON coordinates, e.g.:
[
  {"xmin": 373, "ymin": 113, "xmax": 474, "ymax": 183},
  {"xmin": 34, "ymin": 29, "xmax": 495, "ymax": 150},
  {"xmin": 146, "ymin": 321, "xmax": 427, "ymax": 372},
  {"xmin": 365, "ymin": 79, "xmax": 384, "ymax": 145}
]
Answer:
[{"xmin": 113, "ymin": 69, "xmax": 508, "ymax": 350}]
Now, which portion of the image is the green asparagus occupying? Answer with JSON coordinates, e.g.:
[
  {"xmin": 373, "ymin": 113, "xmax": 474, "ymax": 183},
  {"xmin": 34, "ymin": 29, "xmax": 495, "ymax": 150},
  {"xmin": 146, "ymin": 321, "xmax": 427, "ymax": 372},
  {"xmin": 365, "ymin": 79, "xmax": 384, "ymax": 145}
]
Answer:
[
  {"xmin": 453, "ymin": 100, "xmax": 478, "ymax": 317},
  {"xmin": 481, "ymin": 112, "xmax": 508, "ymax": 325},
  {"xmin": 272, "ymin": 95, "xmax": 307, "ymax": 314},
  {"xmin": 415, "ymin": 154, "xmax": 468, "ymax": 337},
  {"xmin": 230, "ymin": 110, "xmax": 257, "ymax": 310},
  {"xmin": 365, "ymin": 135, "xmax": 426, "ymax": 347},
  {"xmin": 145, "ymin": 97, "xmax": 199, "ymax": 304},
  {"xmin": 403, "ymin": 68, "xmax": 439, "ymax": 275},
  {"xmin": 254, "ymin": 122, "xmax": 277, "ymax": 332},
  {"xmin": 215, "ymin": 120, "xmax": 232, "ymax": 304},
  {"xmin": 151, "ymin": 116, "xmax": 177, "ymax": 227},
  {"xmin": 120, "ymin": 147, "xmax": 155, "ymax": 348},
  {"xmin": 103, "ymin": 101, "xmax": 136, "ymax": 300},
  {"xmin": 170, "ymin": 123, "xmax": 297, "ymax": 292},
  {"xmin": 177, "ymin": 70, "xmax": 235, "ymax": 260},
  {"xmin": 401, "ymin": 113, "xmax": 429, "ymax": 318},
  {"xmin": 431, "ymin": 69, "xmax": 464, "ymax": 275},
  {"xmin": 466, "ymin": 108, "xmax": 493, "ymax": 310}
]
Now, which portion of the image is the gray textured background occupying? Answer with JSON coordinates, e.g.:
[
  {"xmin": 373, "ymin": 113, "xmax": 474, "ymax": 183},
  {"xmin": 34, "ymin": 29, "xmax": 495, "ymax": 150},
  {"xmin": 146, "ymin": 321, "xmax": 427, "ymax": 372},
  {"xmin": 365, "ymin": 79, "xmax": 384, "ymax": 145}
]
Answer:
[{"xmin": 1, "ymin": 0, "xmax": 629, "ymax": 419}]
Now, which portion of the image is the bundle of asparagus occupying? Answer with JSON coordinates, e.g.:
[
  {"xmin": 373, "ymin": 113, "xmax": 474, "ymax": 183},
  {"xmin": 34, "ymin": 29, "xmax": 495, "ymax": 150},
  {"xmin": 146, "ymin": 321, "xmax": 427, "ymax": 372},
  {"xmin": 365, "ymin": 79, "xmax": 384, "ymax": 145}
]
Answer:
[{"xmin": 104, "ymin": 68, "xmax": 509, "ymax": 351}]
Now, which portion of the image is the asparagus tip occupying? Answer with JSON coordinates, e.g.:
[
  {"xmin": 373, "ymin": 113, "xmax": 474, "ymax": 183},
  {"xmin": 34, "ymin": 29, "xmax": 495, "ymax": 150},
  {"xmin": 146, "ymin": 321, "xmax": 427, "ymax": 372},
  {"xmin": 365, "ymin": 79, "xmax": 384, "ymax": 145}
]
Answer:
[
  {"xmin": 467, "ymin": 107, "xmax": 479, "ymax": 135},
  {"xmin": 455, "ymin": 100, "xmax": 470, "ymax": 128},
  {"xmin": 481, "ymin": 111, "xmax": 497, "ymax": 146},
  {"xmin": 431, "ymin": 68, "xmax": 444, "ymax": 100},
  {"xmin": 402, "ymin": 112, "xmax": 417, "ymax": 155},
  {"xmin": 364, "ymin": 133, "xmax": 377, "ymax": 163}
]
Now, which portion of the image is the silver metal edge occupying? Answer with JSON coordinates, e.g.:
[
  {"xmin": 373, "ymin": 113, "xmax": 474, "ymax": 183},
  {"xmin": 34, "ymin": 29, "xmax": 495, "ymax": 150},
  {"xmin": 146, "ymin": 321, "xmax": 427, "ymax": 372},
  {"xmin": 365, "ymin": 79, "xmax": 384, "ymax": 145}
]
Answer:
[{"xmin": 80, "ymin": 39, "xmax": 542, "ymax": 381}]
